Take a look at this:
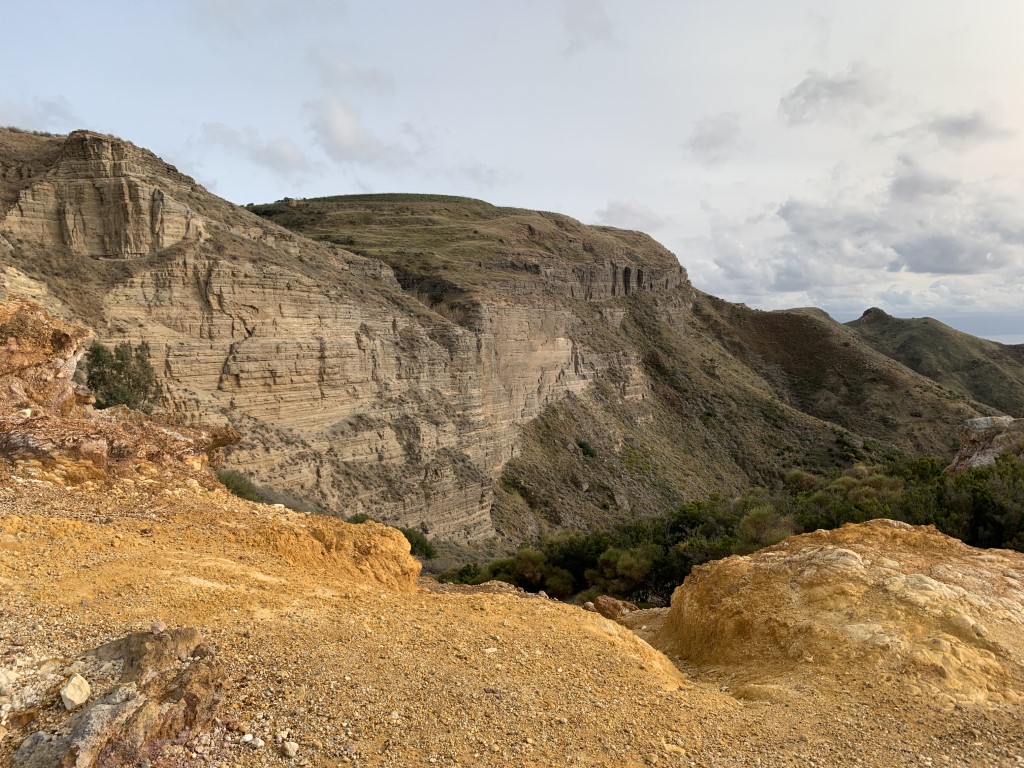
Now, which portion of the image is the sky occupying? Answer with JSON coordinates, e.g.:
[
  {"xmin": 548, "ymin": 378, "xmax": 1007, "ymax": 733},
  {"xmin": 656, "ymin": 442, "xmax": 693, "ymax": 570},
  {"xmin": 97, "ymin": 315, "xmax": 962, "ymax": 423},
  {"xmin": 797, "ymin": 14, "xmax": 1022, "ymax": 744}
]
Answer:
[{"xmin": 3, "ymin": 0, "xmax": 1023, "ymax": 343}]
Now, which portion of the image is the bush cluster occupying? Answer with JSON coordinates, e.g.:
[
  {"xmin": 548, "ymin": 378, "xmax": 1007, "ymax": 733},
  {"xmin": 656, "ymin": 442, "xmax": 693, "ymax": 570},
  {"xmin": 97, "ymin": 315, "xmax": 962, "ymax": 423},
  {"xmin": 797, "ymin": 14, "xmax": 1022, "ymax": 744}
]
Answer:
[
  {"xmin": 85, "ymin": 340, "xmax": 158, "ymax": 413},
  {"xmin": 441, "ymin": 453, "xmax": 1024, "ymax": 605},
  {"xmin": 216, "ymin": 469, "xmax": 267, "ymax": 503}
]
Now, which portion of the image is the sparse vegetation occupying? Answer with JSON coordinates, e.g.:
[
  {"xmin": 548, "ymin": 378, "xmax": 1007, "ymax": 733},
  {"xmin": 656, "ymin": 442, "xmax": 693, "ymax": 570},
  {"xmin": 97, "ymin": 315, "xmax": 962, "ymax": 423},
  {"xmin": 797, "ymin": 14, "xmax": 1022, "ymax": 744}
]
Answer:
[
  {"xmin": 85, "ymin": 340, "xmax": 158, "ymax": 412},
  {"xmin": 216, "ymin": 469, "xmax": 267, "ymax": 503},
  {"xmin": 442, "ymin": 454, "xmax": 1024, "ymax": 605}
]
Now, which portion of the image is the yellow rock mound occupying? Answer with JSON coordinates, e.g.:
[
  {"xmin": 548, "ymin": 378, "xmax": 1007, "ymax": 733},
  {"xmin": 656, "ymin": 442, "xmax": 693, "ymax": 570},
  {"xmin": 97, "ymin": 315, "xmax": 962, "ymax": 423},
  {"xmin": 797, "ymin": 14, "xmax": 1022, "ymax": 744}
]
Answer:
[{"xmin": 656, "ymin": 519, "xmax": 1024, "ymax": 705}]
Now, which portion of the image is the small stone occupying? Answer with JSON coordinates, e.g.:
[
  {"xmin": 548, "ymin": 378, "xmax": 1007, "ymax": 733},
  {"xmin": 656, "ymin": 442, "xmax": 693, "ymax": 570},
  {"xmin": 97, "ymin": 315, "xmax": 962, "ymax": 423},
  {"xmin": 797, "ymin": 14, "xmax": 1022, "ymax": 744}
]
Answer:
[
  {"xmin": 151, "ymin": 620, "xmax": 168, "ymax": 634},
  {"xmin": 60, "ymin": 673, "xmax": 90, "ymax": 710},
  {"xmin": 241, "ymin": 733, "xmax": 254, "ymax": 743},
  {"xmin": 282, "ymin": 741, "xmax": 299, "ymax": 758},
  {"xmin": 583, "ymin": 601, "xmax": 596, "ymax": 611},
  {"xmin": 252, "ymin": 737, "xmax": 265, "ymax": 749}
]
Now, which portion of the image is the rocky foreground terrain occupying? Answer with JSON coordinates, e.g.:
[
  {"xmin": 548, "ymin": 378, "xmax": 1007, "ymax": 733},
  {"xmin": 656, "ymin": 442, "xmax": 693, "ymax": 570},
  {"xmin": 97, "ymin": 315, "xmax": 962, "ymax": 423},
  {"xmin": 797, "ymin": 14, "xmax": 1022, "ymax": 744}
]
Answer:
[{"xmin": 3, "ymin": 301, "xmax": 1024, "ymax": 767}]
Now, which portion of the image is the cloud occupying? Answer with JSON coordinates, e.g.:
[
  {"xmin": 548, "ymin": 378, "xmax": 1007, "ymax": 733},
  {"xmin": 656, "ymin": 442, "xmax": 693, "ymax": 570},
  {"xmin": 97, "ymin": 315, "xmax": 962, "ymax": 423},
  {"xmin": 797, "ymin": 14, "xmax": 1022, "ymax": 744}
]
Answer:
[
  {"xmin": 921, "ymin": 110, "xmax": 1010, "ymax": 144},
  {"xmin": 596, "ymin": 200, "xmax": 670, "ymax": 232},
  {"xmin": 455, "ymin": 160, "xmax": 503, "ymax": 188},
  {"xmin": 309, "ymin": 46, "xmax": 395, "ymax": 95},
  {"xmin": 888, "ymin": 155, "xmax": 958, "ymax": 202},
  {"xmin": 690, "ymin": 155, "xmax": 1024, "ymax": 320},
  {"xmin": 779, "ymin": 64, "xmax": 887, "ymax": 125},
  {"xmin": 199, "ymin": 123, "xmax": 315, "ymax": 181},
  {"xmin": 0, "ymin": 96, "xmax": 81, "ymax": 133},
  {"xmin": 883, "ymin": 109, "xmax": 1013, "ymax": 148},
  {"xmin": 306, "ymin": 98, "xmax": 412, "ymax": 167},
  {"xmin": 686, "ymin": 112, "xmax": 743, "ymax": 166},
  {"xmin": 891, "ymin": 234, "xmax": 1010, "ymax": 275},
  {"xmin": 562, "ymin": 0, "xmax": 619, "ymax": 54}
]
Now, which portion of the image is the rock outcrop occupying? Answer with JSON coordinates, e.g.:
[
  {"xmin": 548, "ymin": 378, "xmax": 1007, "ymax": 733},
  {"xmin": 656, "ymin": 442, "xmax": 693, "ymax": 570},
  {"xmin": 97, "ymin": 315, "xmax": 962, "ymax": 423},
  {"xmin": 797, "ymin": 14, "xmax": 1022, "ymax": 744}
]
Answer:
[
  {"xmin": 655, "ymin": 520, "xmax": 1024, "ymax": 706},
  {"xmin": 0, "ymin": 297, "xmax": 236, "ymax": 480},
  {"xmin": 948, "ymin": 416, "xmax": 1024, "ymax": 473},
  {"xmin": 0, "ymin": 297, "xmax": 90, "ymax": 417},
  {"xmin": 11, "ymin": 627, "xmax": 225, "ymax": 768},
  {"xmin": 1, "ymin": 130, "xmax": 207, "ymax": 259}
]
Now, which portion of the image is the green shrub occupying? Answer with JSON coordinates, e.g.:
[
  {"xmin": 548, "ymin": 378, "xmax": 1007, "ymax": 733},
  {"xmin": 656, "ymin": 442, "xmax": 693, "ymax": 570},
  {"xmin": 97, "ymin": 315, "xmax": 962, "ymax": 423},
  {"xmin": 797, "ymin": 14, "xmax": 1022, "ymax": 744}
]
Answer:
[
  {"xmin": 85, "ymin": 340, "xmax": 158, "ymax": 412},
  {"xmin": 216, "ymin": 469, "xmax": 267, "ymax": 503},
  {"xmin": 399, "ymin": 527, "xmax": 438, "ymax": 559},
  {"xmin": 347, "ymin": 513, "xmax": 373, "ymax": 524}
]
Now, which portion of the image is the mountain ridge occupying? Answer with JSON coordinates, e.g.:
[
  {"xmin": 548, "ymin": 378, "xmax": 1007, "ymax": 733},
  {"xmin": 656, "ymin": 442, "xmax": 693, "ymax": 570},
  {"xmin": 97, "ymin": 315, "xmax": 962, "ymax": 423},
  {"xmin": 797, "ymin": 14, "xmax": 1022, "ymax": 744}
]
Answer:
[{"xmin": 0, "ymin": 127, "xmax": 1017, "ymax": 550}]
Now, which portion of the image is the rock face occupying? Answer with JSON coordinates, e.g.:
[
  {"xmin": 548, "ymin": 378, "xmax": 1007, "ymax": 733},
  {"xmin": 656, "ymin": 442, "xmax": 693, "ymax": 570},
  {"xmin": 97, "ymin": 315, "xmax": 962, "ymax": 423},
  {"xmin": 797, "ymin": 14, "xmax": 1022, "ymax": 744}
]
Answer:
[
  {"xmin": 655, "ymin": 520, "xmax": 1024, "ymax": 705},
  {"xmin": 12, "ymin": 627, "xmax": 226, "ymax": 768},
  {"xmin": 1, "ymin": 129, "xmax": 1007, "ymax": 545},
  {"xmin": 0, "ymin": 297, "xmax": 91, "ymax": 416},
  {"xmin": 0, "ymin": 297, "xmax": 236, "ymax": 478},
  {"xmin": 948, "ymin": 416, "xmax": 1024, "ymax": 473},
  {"xmin": 0, "ymin": 130, "xmax": 690, "ymax": 542},
  {"xmin": 1, "ymin": 130, "xmax": 206, "ymax": 259}
]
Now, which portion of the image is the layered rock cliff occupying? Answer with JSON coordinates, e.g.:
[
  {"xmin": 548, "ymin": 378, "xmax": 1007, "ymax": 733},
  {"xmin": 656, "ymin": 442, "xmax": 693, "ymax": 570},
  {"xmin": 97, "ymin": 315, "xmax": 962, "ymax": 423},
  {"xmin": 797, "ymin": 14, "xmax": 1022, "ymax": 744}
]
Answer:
[
  {"xmin": 0, "ymin": 128, "xmax": 1006, "ymax": 547},
  {"xmin": 0, "ymin": 130, "xmax": 692, "ymax": 542}
]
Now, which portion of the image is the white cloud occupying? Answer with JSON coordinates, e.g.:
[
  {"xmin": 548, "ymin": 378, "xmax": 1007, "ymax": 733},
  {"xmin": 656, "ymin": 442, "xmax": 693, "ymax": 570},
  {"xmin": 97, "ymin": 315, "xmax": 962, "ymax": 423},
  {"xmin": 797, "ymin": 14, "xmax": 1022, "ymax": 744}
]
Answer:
[
  {"xmin": 881, "ymin": 109, "xmax": 1013, "ymax": 148},
  {"xmin": 596, "ymin": 200, "xmax": 670, "ymax": 232},
  {"xmin": 562, "ymin": 0, "xmax": 619, "ymax": 54},
  {"xmin": 779, "ymin": 64, "xmax": 888, "ymax": 126},
  {"xmin": 690, "ymin": 153, "xmax": 1024, "ymax": 320},
  {"xmin": 199, "ymin": 123, "xmax": 315, "ymax": 181},
  {"xmin": 686, "ymin": 112, "xmax": 743, "ymax": 166},
  {"xmin": 306, "ymin": 98, "xmax": 412, "ymax": 167}
]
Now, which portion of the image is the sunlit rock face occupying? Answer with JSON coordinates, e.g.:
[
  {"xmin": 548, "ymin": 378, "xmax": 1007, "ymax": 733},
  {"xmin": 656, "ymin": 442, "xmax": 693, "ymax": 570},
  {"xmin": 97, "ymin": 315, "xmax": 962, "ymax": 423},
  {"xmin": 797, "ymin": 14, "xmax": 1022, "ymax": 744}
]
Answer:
[
  {"xmin": 655, "ymin": 519, "xmax": 1024, "ymax": 707},
  {"xmin": 0, "ymin": 129, "xmax": 691, "ymax": 542}
]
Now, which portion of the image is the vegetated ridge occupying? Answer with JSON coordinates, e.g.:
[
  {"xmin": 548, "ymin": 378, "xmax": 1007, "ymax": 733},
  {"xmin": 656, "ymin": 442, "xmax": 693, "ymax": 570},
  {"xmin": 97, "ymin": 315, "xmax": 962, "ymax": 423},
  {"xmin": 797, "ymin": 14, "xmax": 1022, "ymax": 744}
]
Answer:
[
  {"xmin": 848, "ymin": 306, "xmax": 1024, "ymax": 417},
  {"xmin": 0, "ymin": 127, "xmax": 1017, "ymax": 558}
]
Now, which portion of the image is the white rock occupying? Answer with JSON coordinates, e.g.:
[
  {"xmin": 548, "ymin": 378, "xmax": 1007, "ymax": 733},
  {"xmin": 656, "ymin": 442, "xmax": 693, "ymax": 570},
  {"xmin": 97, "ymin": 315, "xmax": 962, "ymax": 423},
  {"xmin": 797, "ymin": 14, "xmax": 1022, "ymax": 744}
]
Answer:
[
  {"xmin": 282, "ymin": 741, "xmax": 299, "ymax": 758},
  {"xmin": 60, "ymin": 673, "xmax": 90, "ymax": 710},
  {"xmin": 252, "ymin": 737, "xmax": 266, "ymax": 749}
]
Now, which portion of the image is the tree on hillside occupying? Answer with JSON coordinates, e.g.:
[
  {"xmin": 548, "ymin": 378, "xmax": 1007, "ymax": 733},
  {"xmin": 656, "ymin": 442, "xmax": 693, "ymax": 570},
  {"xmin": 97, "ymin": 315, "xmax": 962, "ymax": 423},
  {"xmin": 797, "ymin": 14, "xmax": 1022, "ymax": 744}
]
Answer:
[{"xmin": 85, "ymin": 340, "xmax": 158, "ymax": 413}]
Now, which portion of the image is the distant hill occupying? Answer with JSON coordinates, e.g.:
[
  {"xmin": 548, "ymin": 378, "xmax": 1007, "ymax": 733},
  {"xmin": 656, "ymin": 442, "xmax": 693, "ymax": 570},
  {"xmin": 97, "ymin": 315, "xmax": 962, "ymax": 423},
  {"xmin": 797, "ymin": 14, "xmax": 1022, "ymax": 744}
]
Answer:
[{"xmin": 848, "ymin": 308, "xmax": 1024, "ymax": 417}]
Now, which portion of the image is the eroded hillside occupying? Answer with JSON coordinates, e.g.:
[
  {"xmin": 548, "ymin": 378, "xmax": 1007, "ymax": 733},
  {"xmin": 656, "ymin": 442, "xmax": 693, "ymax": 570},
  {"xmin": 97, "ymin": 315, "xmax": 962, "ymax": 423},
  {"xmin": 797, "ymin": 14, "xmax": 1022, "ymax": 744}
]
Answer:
[
  {"xmin": 0, "ymin": 128, "xmax": 1008, "ymax": 550},
  {"xmin": 257, "ymin": 195, "xmax": 999, "ymax": 540},
  {"xmin": 2, "ymin": 301, "xmax": 1022, "ymax": 767}
]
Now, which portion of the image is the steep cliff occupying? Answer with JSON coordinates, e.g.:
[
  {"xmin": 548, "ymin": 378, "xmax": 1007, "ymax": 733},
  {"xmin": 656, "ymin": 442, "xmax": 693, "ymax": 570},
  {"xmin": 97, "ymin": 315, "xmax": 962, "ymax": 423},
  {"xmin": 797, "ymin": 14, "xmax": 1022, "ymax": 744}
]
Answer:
[
  {"xmin": 258, "ymin": 195, "xmax": 998, "ymax": 540},
  {"xmin": 0, "ymin": 130, "xmax": 695, "ymax": 543},
  {"xmin": 0, "ymin": 128, "xmax": 1002, "ymax": 548}
]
